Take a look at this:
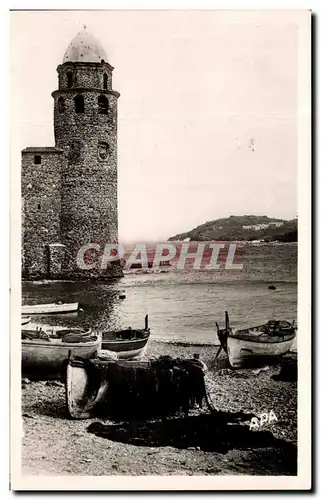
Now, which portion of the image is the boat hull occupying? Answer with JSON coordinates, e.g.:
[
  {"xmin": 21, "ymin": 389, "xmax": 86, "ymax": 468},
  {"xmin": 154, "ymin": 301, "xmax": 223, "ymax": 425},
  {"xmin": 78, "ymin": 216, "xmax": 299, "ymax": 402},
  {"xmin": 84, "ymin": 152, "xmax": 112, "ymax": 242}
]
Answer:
[
  {"xmin": 227, "ymin": 334, "xmax": 296, "ymax": 368},
  {"xmin": 22, "ymin": 336, "xmax": 101, "ymax": 379},
  {"xmin": 21, "ymin": 316, "xmax": 31, "ymax": 326},
  {"xmin": 21, "ymin": 302, "xmax": 79, "ymax": 315},
  {"xmin": 66, "ymin": 357, "xmax": 149, "ymax": 419},
  {"xmin": 101, "ymin": 328, "xmax": 150, "ymax": 359},
  {"xmin": 66, "ymin": 358, "xmax": 105, "ymax": 419},
  {"xmin": 101, "ymin": 337, "xmax": 149, "ymax": 359}
]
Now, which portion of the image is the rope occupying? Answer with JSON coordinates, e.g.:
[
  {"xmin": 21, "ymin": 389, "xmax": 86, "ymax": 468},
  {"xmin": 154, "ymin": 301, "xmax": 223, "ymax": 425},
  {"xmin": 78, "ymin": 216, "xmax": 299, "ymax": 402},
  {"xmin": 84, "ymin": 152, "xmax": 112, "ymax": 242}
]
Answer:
[{"xmin": 203, "ymin": 376, "xmax": 217, "ymax": 414}]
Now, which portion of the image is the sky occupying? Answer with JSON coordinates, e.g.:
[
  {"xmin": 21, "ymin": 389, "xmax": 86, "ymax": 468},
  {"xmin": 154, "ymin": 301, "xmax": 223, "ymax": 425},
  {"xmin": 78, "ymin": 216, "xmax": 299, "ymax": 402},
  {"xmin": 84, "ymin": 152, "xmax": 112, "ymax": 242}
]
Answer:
[{"xmin": 11, "ymin": 10, "xmax": 302, "ymax": 242}]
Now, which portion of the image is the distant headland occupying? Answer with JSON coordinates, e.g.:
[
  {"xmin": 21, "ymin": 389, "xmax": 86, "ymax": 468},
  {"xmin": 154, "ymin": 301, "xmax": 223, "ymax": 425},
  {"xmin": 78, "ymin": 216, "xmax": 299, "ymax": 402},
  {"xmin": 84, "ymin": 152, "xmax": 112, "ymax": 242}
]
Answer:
[{"xmin": 168, "ymin": 215, "xmax": 297, "ymax": 242}]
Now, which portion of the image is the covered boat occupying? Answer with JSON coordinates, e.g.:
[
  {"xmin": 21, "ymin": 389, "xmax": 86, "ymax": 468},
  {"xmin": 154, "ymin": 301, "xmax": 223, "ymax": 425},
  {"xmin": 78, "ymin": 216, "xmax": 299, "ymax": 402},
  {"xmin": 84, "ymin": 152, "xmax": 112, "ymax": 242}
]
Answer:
[
  {"xmin": 66, "ymin": 353, "xmax": 210, "ymax": 420},
  {"xmin": 21, "ymin": 302, "xmax": 79, "ymax": 315},
  {"xmin": 215, "ymin": 312, "xmax": 297, "ymax": 368},
  {"xmin": 101, "ymin": 315, "xmax": 150, "ymax": 359},
  {"xmin": 22, "ymin": 327, "xmax": 101, "ymax": 379}
]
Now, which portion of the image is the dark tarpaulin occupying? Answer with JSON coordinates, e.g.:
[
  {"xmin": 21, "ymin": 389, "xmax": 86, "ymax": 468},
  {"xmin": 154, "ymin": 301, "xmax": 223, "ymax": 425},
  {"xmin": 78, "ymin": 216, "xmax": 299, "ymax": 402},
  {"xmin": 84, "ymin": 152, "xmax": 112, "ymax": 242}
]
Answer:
[{"xmin": 87, "ymin": 355, "xmax": 208, "ymax": 421}]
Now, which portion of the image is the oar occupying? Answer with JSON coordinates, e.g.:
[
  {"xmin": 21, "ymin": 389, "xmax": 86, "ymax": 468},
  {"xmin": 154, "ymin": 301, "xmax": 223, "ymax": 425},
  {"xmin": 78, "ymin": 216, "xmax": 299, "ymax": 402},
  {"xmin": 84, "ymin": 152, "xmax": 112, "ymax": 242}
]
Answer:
[
  {"xmin": 213, "ymin": 344, "xmax": 223, "ymax": 363},
  {"xmin": 225, "ymin": 310, "xmax": 230, "ymax": 334},
  {"xmin": 213, "ymin": 322, "xmax": 223, "ymax": 362}
]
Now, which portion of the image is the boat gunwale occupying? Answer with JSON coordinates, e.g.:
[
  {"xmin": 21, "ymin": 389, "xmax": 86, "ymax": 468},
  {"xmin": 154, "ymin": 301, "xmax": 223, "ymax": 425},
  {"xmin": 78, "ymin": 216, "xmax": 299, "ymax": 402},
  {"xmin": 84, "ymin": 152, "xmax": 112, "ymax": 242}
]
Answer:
[
  {"xmin": 102, "ymin": 334, "xmax": 149, "ymax": 344},
  {"xmin": 102, "ymin": 328, "xmax": 149, "ymax": 336},
  {"xmin": 228, "ymin": 333, "xmax": 296, "ymax": 345},
  {"xmin": 21, "ymin": 302, "xmax": 79, "ymax": 314},
  {"xmin": 22, "ymin": 337, "xmax": 101, "ymax": 348}
]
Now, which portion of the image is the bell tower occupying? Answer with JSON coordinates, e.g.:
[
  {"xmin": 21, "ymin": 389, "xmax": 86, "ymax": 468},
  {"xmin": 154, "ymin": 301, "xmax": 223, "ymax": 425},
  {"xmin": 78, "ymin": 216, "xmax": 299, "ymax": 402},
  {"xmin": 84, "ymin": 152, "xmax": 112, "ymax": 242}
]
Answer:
[{"xmin": 52, "ymin": 27, "xmax": 120, "ymax": 273}]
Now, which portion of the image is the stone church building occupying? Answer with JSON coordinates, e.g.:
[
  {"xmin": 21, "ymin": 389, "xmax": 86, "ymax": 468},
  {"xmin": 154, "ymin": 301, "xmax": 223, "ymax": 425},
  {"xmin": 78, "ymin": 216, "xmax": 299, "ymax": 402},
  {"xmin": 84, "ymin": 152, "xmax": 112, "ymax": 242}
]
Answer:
[{"xmin": 21, "ymin": 28, "xmax": 122, "ymax": 280}]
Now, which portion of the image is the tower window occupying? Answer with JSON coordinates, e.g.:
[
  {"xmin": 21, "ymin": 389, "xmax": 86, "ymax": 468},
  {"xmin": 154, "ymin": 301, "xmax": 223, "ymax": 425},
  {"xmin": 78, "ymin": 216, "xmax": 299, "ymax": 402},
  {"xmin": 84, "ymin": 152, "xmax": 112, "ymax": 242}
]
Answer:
[
  {"xmin": 37, "ymin": 203, "xmax": 41, "ymax": 210},
  {"xmin": 74, "ymin": 95, "xmax": 84, "ymax": 114},
  {"xmin": 103, "ymin": 73, "xmax": 108, "ymax": 90},
  {"xmin": 67, "ymin": 71, "xmax": 73, "ymax": 88},
  {"xmin": 98, "ymin": 95, "xmax": 108, "ymax": 115},
  {"xmin": 98, "ymin": 142, "xmax": 109, "ymax": 160},
  {"xmin": 34, "ymin": 155, "xmax": 41, "ymax": 165},
  {"xmin": 58, "ymin": 97, "xmax": 66, "ymax": 114},
  {"xmin": 68, "ymin": 140, "xmax": 82, "ymax": 163}
]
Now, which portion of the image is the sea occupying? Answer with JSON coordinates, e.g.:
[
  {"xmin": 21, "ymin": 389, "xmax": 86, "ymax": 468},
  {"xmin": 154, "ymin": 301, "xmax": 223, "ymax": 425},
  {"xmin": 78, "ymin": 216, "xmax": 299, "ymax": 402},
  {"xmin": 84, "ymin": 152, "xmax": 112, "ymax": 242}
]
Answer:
[{"xmin": 22, "ymin": 243, "xmax": 297, "ymax": 349}]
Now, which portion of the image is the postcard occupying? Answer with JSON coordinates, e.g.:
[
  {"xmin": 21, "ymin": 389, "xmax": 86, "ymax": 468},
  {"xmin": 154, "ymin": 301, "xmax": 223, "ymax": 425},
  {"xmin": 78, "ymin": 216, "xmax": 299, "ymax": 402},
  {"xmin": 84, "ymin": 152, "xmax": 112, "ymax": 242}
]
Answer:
[{"xmin": 10, "ymin": 9, "xmax": 311, "ymax": 491}]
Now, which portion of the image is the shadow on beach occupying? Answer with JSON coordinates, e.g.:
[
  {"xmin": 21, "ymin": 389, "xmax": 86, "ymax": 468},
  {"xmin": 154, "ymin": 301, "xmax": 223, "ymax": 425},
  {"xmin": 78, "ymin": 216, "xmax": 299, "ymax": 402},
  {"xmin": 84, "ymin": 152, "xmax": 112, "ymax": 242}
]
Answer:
[{"xmin": 87, "ymin": 413, "xmax": 297, "ymax": 475}]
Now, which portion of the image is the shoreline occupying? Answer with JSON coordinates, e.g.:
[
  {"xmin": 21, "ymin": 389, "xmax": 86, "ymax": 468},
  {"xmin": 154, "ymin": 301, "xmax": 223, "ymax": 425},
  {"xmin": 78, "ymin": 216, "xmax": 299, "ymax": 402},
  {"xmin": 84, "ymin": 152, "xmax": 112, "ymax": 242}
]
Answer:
[{"xmin": 150, "ymin": 337, "xmax": 297, "ymax": 351}]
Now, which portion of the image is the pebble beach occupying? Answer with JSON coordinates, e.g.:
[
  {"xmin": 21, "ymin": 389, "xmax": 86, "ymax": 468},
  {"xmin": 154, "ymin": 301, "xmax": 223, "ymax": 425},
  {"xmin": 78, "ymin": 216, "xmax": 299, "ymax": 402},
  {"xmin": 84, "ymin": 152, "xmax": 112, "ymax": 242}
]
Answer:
[{"xmin": 21, "ymin": 340, "xmax": 297, "ymax": 477}]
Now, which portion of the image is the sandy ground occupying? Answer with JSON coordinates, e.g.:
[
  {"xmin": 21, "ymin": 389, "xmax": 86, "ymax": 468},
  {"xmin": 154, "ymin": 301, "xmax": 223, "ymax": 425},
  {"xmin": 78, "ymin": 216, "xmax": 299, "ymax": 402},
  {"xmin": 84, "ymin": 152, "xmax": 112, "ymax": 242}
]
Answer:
[{"xmin": 21, "ymin": 341, "xmax": 297, "ymax": 477}]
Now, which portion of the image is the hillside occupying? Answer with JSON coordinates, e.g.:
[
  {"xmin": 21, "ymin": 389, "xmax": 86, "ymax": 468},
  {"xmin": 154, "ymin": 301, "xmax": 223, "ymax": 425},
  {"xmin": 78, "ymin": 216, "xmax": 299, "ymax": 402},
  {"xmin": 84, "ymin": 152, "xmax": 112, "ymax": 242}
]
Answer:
[{"xmin": 168, "ymin": 215, "xmax": 297, "ymax": 242}]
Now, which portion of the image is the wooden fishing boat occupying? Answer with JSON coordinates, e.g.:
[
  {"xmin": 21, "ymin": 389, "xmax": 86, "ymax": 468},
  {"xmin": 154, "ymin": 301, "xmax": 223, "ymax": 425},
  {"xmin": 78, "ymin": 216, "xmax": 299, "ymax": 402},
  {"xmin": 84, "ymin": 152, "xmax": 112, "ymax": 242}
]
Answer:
[
  {"xmin": 21, "ymin": 302, "xmax": 79, "ymax": 315},
  {"xmin": 66, "ymin": 352, "xmax": 211, "ymax": 420},
  {"xmin": 215, "ymin": 312, "xmax": 297, "ymax": 368},
  {"xmin": 101, "ymin": 315, "xmax": 150, "ymax": 359},
  {"xmin": 21, "ymin": 316, "xmax": 31, "ymax": 326},
  {"xmin": 22, "ymin": 328, "xmax": 101, "ymax": 379}
]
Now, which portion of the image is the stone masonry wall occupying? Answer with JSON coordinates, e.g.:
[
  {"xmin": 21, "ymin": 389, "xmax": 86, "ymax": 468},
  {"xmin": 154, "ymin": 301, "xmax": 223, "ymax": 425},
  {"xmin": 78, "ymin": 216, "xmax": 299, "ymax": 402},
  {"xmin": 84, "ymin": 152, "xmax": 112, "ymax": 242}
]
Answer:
[
  {"xmin": 21, "ymin": 59, "xmax": 123, "ymax": 280},
  {"xmin": 58, "ymin": 61, "xmax": 114, "ymax": 91},
  {"xmin": 47, "ymin": 243, "xmax": 67, "ymax": 278},
  {"xmin": 51, "ymin": 61, "xmax": 121, "ymax": 278},
  {"xmin": 21, "ymin": 149, "xmax": 63, "ymax": 279}
]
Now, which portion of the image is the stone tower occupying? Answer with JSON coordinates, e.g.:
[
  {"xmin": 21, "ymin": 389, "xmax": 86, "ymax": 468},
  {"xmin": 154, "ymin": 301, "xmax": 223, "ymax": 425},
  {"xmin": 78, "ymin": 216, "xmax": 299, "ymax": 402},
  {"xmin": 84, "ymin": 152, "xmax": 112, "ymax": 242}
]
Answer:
[
  {"xmin": 21, "ymin": 28, "xmax": 122, "ymax": 279},
  {"xmin": 52, "ymin": 27, "xmax": 120, "ymax": 273}
]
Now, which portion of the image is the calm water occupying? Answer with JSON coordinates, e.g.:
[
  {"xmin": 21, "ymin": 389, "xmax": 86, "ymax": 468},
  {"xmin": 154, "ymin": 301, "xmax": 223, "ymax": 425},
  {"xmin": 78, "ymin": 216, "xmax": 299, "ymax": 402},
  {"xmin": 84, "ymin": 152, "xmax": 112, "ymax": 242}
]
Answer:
[{"xmin": 22, "ymin": 244, "xmax": 297, "ymax": 346}]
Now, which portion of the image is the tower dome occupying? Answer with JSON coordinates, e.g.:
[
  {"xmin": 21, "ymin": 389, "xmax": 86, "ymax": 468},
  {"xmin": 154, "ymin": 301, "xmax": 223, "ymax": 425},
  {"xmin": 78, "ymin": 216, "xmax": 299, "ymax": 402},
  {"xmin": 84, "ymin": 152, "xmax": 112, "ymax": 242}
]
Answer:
[{"xmin": 63, "ymin": 26, "xmax": 108, "ymax": 63}]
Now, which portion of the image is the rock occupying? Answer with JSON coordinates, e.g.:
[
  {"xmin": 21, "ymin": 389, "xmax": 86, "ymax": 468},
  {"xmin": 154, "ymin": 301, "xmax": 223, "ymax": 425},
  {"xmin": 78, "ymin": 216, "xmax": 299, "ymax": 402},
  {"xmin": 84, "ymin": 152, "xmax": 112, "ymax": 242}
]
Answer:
[
  {"xmin": 252, "ymin": 366, "xmax": 270, "ymax": 375},
  {"xmin": 271, "ymin": 361, "xmax": 297, "ymax": 382},
  {"xmin": 45, "ymin": 380, "xmax": 64, "ymax": 387},
  {"xmin": 72, "ymin": 432, "xmax": 85, "ymax": 437},
  {"xmin": 87, "ymin": 422, "xmax": 105, "ymax": 434},
  {"xmin": 217, "ymin": 368, "xmax": 249, "ymax": 378},
  {"xmin": 22, "ymin": 378, "xmax": 31, "ymax": 384}
]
